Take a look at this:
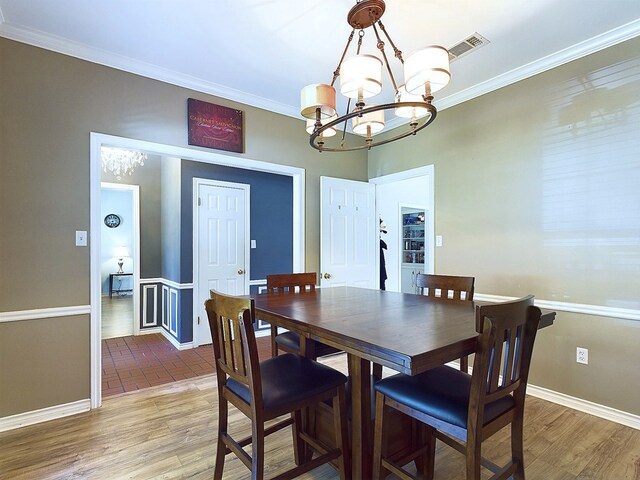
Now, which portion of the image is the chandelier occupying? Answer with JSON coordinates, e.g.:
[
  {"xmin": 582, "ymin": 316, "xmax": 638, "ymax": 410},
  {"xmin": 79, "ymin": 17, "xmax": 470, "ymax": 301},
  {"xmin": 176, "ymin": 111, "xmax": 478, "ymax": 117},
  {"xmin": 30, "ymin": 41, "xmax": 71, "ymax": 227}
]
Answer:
[
  {"xmin": 300, "ymin": 0, "xmax": 451, "ymax": 152},
  {"xmin": 101, "ymin": 146, "xmax": 147, "ymax": 180}
]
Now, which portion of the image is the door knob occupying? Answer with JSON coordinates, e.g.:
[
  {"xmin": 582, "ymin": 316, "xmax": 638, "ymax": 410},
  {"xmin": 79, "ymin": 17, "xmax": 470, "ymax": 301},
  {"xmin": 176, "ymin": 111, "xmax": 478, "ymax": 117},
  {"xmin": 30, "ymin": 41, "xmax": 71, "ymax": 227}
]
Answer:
[
  {"xmin": 238, "ymin": 269, "xmax": 245, "ymax": 275},
  {"xmin": 323, "ymin": 273, "xmax": 332, "ymax": 279}
]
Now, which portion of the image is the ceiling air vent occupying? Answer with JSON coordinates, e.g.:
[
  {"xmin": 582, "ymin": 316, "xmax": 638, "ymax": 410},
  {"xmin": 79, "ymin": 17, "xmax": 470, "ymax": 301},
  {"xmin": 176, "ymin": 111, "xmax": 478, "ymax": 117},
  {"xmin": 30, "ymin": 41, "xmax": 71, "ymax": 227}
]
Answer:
[{"xmin": 448, "ymin": 33, "xmax": 490, "ymax": 62}]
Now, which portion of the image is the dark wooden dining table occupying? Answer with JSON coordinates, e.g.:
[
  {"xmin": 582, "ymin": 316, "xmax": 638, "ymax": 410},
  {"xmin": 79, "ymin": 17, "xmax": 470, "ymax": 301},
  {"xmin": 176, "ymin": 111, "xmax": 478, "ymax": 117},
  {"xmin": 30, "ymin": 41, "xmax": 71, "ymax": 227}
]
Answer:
[{"xmin": 254, "ymin": 286, "xmax": 555, "ymax": 479}]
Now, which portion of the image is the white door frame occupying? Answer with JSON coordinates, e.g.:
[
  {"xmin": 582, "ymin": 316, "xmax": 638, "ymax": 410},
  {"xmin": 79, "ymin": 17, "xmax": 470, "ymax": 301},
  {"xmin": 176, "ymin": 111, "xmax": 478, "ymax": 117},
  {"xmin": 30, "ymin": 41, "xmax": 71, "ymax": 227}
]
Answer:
[
  {"xmin": 370, "ymin": 165, "xmax": 436, "ymax": 286},
  {"xmin": 100, "ymin": 182, "xmax": 141, "ymax": 335},
  {"xmin": 89, "ymin": 132, "xmax": 305, "ymax": 409},
  {"xmin": 193, "ymin": 178, "xmax": 250, "ymax": 347}
]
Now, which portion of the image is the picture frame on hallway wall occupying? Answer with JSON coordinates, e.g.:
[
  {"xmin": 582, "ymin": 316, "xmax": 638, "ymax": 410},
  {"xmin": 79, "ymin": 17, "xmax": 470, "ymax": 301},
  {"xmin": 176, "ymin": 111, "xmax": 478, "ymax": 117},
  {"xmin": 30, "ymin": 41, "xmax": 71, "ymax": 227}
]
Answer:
[{"xmin": 187, "ymin": 98, "xmax": 244, "ymax": 153}]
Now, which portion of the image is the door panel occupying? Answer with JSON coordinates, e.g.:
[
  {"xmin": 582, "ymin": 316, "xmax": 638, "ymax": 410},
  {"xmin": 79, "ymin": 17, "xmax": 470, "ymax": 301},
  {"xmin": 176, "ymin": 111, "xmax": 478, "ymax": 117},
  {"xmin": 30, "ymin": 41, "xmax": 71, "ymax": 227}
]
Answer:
[
  {"xmin": 320, "ymin": 177, "xmax": 376, "ymax": 288},
  {"xmin": 196, "ymin": 181, "xmax": 249, "ymax": 345}
]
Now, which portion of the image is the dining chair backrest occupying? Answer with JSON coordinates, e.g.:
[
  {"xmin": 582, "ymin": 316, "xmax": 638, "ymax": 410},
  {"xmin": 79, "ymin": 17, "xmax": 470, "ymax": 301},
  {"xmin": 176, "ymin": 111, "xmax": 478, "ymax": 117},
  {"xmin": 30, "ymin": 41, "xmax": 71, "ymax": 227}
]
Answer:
[
  {"xmin": 416, "ymin": 273, "xmax": 475, "ymax": 302},
  {"xmin": 266, "ymin": 272, "xmax": 317, "ymax": 294},
  {"xmin": 471, "ymin": 295, "xmax": 541, "ymax": 410},
  {"xmin": 205, "ymin": 292, "xmax": 262, "ymax": 407}
]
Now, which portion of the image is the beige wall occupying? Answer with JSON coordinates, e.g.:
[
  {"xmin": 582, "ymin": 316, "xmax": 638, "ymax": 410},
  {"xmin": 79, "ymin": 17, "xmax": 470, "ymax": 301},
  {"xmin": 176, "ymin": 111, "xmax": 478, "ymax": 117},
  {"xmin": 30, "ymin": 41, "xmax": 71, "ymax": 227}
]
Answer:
[
  {"xmin": 0, "ymin": 38, "xmax": 367, "ymax": 417},
  {"xmin": 369, "ymin": 37, "xmax": 640, "ymax": 414}
]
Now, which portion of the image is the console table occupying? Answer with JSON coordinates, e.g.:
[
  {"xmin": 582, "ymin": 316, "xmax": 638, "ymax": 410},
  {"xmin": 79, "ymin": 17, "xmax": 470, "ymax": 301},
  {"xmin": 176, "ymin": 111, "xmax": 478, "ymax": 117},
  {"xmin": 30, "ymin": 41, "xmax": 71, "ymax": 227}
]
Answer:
[{"xmin": 109, "ymin": 273, "xmax": 133, "ymax": 298}]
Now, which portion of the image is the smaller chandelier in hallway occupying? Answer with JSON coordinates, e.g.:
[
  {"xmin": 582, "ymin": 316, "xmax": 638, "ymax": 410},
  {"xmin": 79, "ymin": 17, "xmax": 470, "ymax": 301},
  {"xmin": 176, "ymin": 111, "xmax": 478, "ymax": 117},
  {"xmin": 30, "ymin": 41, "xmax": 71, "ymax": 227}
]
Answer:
[{"xmin": 101, "ymin": 146, "xmax": 147, "ymax": 180}]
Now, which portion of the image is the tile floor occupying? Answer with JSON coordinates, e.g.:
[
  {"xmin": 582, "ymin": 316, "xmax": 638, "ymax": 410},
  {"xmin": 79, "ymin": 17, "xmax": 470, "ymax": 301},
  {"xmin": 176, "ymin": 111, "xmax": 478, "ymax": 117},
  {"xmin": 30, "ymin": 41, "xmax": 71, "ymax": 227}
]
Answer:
[{"xmin": 101, "ymin": 333, "xmax": 272, "ymax": 397}]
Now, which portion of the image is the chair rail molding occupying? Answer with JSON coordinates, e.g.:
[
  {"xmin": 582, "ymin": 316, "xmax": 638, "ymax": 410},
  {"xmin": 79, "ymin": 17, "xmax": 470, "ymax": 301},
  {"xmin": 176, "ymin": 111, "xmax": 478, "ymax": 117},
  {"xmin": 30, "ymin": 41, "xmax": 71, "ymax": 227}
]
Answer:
[
  {"xmin": 0, "ymin": 305, "xmax": 91, "ymax": 323},
  {"xmin": 474, "ymin": 293, "xmax": 640, "ymax": 321}
]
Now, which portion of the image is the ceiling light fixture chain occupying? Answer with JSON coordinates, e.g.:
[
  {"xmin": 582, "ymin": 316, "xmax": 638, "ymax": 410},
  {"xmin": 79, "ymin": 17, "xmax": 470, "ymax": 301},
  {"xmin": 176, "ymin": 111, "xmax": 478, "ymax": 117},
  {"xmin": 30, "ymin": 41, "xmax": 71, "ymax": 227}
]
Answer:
[{"xmin": 300, "ymin": 0, "xmax": 451, "ymax": 152}]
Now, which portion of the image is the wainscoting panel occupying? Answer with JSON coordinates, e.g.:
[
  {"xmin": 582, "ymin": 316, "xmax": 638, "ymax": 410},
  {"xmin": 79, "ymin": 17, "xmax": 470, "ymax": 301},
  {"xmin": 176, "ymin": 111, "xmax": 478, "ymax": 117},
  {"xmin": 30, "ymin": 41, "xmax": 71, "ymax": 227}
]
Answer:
[{"xmin": 141, "ymin": 284, "xmax": 158, "ymax": 328}]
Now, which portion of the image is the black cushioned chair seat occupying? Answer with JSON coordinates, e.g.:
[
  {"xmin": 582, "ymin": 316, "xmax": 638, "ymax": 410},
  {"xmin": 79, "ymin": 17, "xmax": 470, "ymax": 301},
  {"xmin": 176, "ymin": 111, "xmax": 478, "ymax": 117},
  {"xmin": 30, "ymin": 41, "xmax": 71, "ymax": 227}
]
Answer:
[
  {"xmin": 275, "ymin": 331, "xmax": 342, "ymax": 356},
  {"xmin": 227, "ymin": 353, "xmax": 347, "ymax": 414},
  {"xmin": 374, "ymin": 366, "xmax": 515, "ymax": 429}
]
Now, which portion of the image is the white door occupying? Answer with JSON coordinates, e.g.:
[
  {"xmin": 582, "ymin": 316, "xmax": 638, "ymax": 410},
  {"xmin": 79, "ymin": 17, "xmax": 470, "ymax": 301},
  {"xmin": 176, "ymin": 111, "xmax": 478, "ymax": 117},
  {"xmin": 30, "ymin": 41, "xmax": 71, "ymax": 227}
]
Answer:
[
  {"xmin": 320, "ymin": 176, "xmax": 376, "ymax": 288},
  {"xmin": 195, "ymin": 180, "xmax": 250, "ymax": 346}
]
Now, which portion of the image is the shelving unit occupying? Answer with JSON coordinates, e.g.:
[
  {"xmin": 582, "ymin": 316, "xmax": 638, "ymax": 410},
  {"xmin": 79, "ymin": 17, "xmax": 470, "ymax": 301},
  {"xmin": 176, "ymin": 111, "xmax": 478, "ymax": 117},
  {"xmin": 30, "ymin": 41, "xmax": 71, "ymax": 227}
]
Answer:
[
  {"xmin": 401, "ymin": 208, "xmax": 427, "ymax": 294},
  {"xmin": 402, "ymin": 212, "xmax": 425, "ymax": 266}
]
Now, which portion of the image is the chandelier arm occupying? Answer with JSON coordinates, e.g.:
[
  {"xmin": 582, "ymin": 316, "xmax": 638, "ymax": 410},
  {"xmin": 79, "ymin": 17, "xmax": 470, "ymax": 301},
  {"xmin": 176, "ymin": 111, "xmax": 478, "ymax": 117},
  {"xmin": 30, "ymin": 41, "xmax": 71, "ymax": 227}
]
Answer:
[
  {"xmin": 377, "ymin": 20, "xmax": 403, "ymax": 62},
  {"xmin": 331, "ymin": 29, "xmax": 356, "ymax": 87},
  {"xmin": 309, "ymin": 102, "xmax": 437, "ymax": 152},
  {"xmin": 371, "ymin": 21, "xmax": 399, "ymax": 93},
  {"xmin": 356, "ymin": 29, "xmax": 365, "ymax": 54}
]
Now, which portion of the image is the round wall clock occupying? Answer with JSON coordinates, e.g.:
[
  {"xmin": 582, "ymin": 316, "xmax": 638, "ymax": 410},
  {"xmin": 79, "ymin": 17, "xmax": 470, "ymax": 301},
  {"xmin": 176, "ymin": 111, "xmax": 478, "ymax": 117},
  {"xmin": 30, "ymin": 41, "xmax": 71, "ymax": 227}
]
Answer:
[{"xmin": 104, "ymin": 213, "xmax": 121, "ymax": 228}]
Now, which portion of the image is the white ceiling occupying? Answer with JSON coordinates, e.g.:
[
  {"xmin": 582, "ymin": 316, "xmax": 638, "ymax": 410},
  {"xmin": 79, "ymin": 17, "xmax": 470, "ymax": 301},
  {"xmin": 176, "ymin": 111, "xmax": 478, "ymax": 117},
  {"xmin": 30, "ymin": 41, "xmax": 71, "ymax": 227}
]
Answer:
[{"xmin": 2, "ymin": 0, "xmax": 640, "ymax": 122}]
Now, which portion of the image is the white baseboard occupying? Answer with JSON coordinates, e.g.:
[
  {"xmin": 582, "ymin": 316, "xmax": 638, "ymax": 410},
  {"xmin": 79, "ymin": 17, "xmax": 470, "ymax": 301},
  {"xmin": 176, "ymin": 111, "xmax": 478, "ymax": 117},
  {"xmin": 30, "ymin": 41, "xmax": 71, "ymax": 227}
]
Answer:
[
  {"xmin": 159, "ymin": 327, "xmax": 193, "ymax": 350},
  {"xmin": 0, "ymin": 399, "xmax": 90, "ymax": 433},
  {"xmin": 526, "ymin": 384, "xmax": 640, "ymax": 430},
  {"xmin": 446, "ymin": 360, "xmax": 640, "ymax": 431}
]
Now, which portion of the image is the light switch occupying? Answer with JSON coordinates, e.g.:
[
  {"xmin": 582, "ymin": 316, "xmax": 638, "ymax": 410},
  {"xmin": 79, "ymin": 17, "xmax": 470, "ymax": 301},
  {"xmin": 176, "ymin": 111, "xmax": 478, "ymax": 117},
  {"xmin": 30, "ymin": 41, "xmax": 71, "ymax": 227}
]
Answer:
[
  {"xmin": 435, "ymin": 235, "xmax": 443, "ymax": 247},
  {"xmin": 76, "ymin": 230, "xmax": 88, "ymax": 246},
  {"xmin": 251, "ymin": 240, "xmax": 257, "ymax": 249}
]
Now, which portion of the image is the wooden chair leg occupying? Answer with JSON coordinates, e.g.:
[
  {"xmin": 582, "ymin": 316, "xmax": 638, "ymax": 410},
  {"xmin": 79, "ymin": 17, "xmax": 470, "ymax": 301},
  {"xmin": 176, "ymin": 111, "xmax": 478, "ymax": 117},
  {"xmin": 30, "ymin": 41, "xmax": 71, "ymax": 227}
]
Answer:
[
  {"xmin": 213, "ymin": 396, "xmax": 228, "ymax": 480},
  {"xmin": 251, "ymin": 421, "xmax": 265, "ymax": 480},
  {"xmin": 459, "ymin": 355, "xmax": 469, "ymax": 373},
  {"xmin": 415, "ymin": 423, "xmax": 435, "ymax": 480},
  {"xmin": 333, "ymin": 385, "xmax": 351, "ymax": 480},
  {"xmin": 270, "ymin": 324, "xmax": 279, "ymax": 357},
  {"xmin": 372, "ymin": 363, "xmax": 383, "ymax": 382},
  {"xmin": 372, "ymin": 391, "xmax": 386, "ymax": 480},
  {"xmin": 291, "ymin": 410, "xmax": 306, "ymax": 466},
  {"xmin": 511, "ymin": 414, "xmax": 525, "ymax": 480},
  {"xmin": 465, "ymin": 432, "xmax": 482, "ymax": 480}
]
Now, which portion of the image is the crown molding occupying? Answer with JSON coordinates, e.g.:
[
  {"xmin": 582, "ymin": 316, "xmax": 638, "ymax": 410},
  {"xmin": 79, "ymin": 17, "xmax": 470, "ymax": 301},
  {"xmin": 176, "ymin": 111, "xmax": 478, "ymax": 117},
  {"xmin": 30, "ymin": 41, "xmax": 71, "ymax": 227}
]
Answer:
[
  {"xmin": 0, "ymin": 21, "xmax": 299, "ymax": 119},
  {"xmin": 436, "ymin": 17, "xmax": 640, "ymax": 111},
  {"xmin": 2, "ymin": 16, "xmax": 640, "ymax": 124}
]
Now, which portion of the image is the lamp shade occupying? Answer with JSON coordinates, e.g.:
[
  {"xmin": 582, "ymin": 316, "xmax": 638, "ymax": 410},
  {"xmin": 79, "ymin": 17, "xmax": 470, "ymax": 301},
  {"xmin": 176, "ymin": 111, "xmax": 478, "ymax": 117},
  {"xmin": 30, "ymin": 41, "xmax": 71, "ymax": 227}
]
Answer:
[
  {"xmin": 340, "ymin": 55, "xmax": 383, "ymax": 99},
  {"xmin": 352, "ymin": 107, "xmax": 385, "ymax": 136},
  {"xmin": 300, "ymin": 84, "xmax": 337, "ymax": 119},
  {"xmin": 394, "ymin": 85, "xmax": 430, "ymax": 119},
  {"xmin": 404, "ymin": 46, "xmax": 451, "ymax": 95},
  {"xmin": 306, "ymin": 114, "xmax": 338, "ymax": 137},
  {"xmin": 114, "ymin": 246, "xmax": 129, "ymax": 258}
]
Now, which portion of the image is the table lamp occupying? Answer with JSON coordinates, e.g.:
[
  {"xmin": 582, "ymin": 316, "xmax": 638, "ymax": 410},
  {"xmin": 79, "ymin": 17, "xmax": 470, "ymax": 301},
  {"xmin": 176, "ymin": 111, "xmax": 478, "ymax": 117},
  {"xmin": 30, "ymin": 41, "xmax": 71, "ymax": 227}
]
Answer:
[{"xmin": 114, "ymin": 246, "xmax": 129, "ymax": 274}]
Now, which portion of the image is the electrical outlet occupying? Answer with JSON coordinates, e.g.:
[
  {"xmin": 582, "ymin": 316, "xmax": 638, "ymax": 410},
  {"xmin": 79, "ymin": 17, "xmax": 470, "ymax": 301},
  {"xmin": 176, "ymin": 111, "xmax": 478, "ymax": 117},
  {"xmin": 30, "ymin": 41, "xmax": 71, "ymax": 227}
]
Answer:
[{"xmin": 576, "ymin": 347, "xmax": 588, "ymax": 365}]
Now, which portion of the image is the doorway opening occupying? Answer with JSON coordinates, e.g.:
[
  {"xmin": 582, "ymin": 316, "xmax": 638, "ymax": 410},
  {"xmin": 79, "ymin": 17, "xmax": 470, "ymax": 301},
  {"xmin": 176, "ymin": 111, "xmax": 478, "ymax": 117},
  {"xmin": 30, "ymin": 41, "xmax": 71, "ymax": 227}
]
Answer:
[
  {"xmin": 100, "ymin": 182, "xmax": 140, "ymax": 339},
  {"xmin": 90, "ymin": 133, "xmax": 305, "ymax": 408}
]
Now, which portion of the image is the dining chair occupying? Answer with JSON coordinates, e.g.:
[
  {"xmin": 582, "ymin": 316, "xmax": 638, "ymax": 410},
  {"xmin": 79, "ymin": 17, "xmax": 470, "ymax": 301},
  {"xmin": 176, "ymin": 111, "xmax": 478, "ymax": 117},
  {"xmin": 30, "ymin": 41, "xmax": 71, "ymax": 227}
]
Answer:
[
  {"xmin": 205, "ymin": 290, "xmax": 351, "ymax": 480},
  {"xmin": 416, "ymin": 273, "xmax": 475, "ymax": 372},
  {"xmin": 372, "ymin": 295, "xmax": 541, "ymax": 480},
  {"xmin": 267, "ymin": 272, "xmax": 341, "ymax": 359}
]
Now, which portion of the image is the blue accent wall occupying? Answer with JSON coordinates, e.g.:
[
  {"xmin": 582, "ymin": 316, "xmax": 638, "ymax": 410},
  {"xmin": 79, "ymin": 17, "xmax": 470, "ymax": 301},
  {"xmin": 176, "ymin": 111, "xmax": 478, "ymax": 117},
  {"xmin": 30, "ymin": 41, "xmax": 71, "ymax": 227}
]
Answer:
[{"xmin": 180, "ymin": 160, "xmax": 294, "ymax": 283}]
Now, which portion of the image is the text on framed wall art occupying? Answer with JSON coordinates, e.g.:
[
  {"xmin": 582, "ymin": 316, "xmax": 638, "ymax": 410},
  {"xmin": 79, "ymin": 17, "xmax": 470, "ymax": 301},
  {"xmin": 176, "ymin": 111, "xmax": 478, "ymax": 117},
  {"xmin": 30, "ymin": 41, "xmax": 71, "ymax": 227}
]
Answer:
[{"xmin": 187, "ymin": 98, "xmax": 244, "ymax": 153}]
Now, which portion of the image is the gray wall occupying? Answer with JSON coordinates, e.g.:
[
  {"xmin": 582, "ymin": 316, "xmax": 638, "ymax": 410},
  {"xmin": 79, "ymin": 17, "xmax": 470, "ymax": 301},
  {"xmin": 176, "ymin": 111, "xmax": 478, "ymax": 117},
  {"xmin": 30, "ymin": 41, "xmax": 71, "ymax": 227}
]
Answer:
[
  {"xmin": 369, "ymin": 36, "xmax": 640, "ymax": 415},
  {"xmin": 0, "ymin": 37, "xmax": 367, "ymax": 417},
  {"xmin": 160, "ymin": 156, "xmax": 182, "ymax": 282}
]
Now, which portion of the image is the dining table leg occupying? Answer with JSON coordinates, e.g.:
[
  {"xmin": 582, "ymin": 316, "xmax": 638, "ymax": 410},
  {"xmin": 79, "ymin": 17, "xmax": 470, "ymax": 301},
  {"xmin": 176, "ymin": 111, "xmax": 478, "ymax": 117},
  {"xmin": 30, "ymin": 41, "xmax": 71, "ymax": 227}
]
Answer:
[{"xmin": 348, "ymin": 353, "xmax": 373, "ymax": 480}]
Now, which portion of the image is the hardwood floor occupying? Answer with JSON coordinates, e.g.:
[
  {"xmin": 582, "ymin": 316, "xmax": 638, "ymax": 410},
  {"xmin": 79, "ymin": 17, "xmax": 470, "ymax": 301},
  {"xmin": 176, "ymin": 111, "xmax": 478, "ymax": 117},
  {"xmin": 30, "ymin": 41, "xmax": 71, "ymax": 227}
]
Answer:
[
  {"xmin": 102, "ymin": 295, "xmax": 134, "ymax": 339},
  {"xmin": 2, "ymin": 353, "xmax": 639, "ymax": 479}
]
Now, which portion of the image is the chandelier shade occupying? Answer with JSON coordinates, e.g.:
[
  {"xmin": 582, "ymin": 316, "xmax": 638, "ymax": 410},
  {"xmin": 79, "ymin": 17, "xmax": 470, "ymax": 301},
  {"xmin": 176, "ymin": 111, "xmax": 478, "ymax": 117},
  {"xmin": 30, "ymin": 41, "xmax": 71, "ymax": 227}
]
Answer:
[
  {"xmin": 300, "ymin": 84, "xmax": 336, "ymax": 119},
  {"xmin": 404, "ymin": 46, "xmax": 451, "ymax": 95},
  {"xmin": 339, "ymin": 55, "xmax": 383, "ymax": 99},
  {"xmin": 101, "ymin": 146, "xmax": 147, "ymax": 180},
  {"xmin": 395, "ymin": 85, "xmax": 431, "ymax": 119},
  {"xmin": 306, "ymin": 114, "xmax": 338, "ymax": 137},
  {"xmin": 300, "ymin": 0, "xmax": 451, "ymax": 152},
  {"xmin": 352, "ymin": 107, "xmax": 385, "ymax": 135}
]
